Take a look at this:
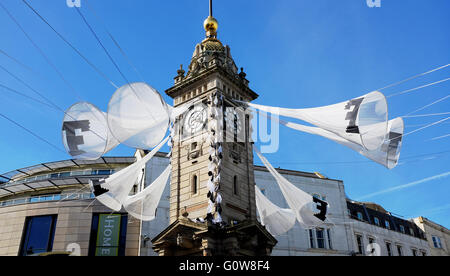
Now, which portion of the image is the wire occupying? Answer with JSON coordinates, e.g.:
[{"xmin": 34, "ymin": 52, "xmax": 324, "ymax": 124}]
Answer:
[
  {"xmin": 403, "ymin": 112, "xmax": 450, "ymax": 118},
  {"xmin": 84, "ymin": 0, "xmax": 145, "ymax": 82},
  {"xmin": 0, "ymin": 65, "xmax": 107, "ymax": 141},
  {"xmin": 0, "ymin": 64, "xmax": 65, "ymax": 113},
  {"xmin": 404, "ymin": 94, "xmax": 450, "ymax": 116},
  {"xmin": 75, "ymin": 7, "xmax": 128, "ymax": 86},
  {"xmin": 0, "ymin": 1, "xmax": 84, "ymax": 101},
  {"xmin": 0, "ymin": 112, "xmax": 66, "ymax": 154},
  {"xmin": 20, "ymin": 0, "xmax": 119, "ymax": 89},
  {"xmin": 75, "ymin": 7, "xmax": 157, "ymax": 121},
  {"xmin": 406, "ymin": 122, "xmax": 450, "ymax": 128},
  {"xmin": 428, "ymin": 134, "xmax": 450, "ymax": 141},
  {"xmin": 387, "ymin": 78, "xmax": 450, "ymax": 98},
  {"xmin": 0, "ymin": 48, "xmax": 38, "ymax": 75},
  {"xmin": 254, "ymin": 149, "xmax": 450, "ymax": 166},
  {"xmin": 401, "ymin": 117, "xmax": 450, "ymax": 138},
  {"xmin": 377, "ymin": 63, "xmax": 450, "ymax": 92},
  {"xmin": 0, "ymin": 83, "xmax": 56, "ymax": 110}
]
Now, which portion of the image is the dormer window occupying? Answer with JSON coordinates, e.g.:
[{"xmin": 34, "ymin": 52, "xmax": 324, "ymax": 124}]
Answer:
[
  {"xmin": 374, "ymin": 217, "xmax": 380, "ymax": 226},
  {"xmin": 385, "ymin": 220, "xmax": 391, "ymax": 230},
  {"xmin": 357, "ymin": 212, "xmax": 364, "ymax": 221}
]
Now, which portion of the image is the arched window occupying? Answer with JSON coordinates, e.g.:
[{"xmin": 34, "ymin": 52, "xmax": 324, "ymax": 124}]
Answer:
[
  {"xmin": 192, "ymin": 175, "xmax": 198, "ymax": 195},
  {"xmin": 233, "ymin": 176, "xmax": 238, "ymax": 195}
]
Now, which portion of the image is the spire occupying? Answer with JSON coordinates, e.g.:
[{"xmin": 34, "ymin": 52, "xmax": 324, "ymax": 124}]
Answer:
[{"xmin": 204, "ymin": 0, "xmax": 218, "ymax": 39}]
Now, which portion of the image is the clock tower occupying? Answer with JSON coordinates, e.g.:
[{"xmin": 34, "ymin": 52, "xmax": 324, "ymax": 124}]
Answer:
[{"xmin": 152, "ymin": 0, "xmax": 276, "ymax": 256}]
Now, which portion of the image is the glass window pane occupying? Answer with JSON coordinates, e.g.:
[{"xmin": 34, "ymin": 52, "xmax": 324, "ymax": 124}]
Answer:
[
  {"xmin": 97, "ymin": 170, "xmax": 111, "ymax": 176},
  {"xmin": 21, "ymin": 216, "xmax": 57, "ymax": 256},
  {"xmin": 309, "ymin": 230, "xmax": 315, "ymax": 248},
  {"xmin": 30, "ymin": 197, "xmax": 40, "ymax": 203},
  {"xmin": 316, "ymin": 229, "xmax": 325, "ymax": 249},
  {"xmin": 59, "ymin": 172, "xmax": 71, "ymax": 178}
]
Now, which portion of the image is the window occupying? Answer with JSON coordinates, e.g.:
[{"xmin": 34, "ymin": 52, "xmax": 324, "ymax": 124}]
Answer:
[
  {"xmin": 192, "ymin": 175, "xmax": 198, "ymax": 195},
  {"xmin": 432, "ymin": 236, "xmax": 443, "ymax": 249},
  {"xmin": 397, "ymin": 245, "xmax": 403, "ymax": 256},
  {"xmin": 374, "ymin": 217, "xmax": 380, "ymax": 226},
  {"xmin": 20, "ymin": 215, "xmax": 57, "ymax": 256},
  {"xmin": 386, "ymin": 242, "xmax": 393, "ymax": 256},
  {"xmin": 309, "ymin": 230, "xmax": 315, "ymax": 249},
  {"xmin": 385, "ymin": 220, "xmax": 391, "ymax": 230},
  {"xmin": 89, "ymin": 214, "xmax": 128, "ymax": 256},
  {"xmin": 316, "ymin": 229, "xmax": 325, "ymax": 249},
  {"xmin": 409, "ymin": 228, "xmax": 415, "ymax": 236},
  {"xmin": 327, "ymin": 229, "xmax": 333, "ymax": 250},
  {"xmin": 399, "ymin": 225, "xmax": 405, "ymax": 234},
  {"xmin": 96, "ymin": 170, "xmax": 112, "ymax": 176},
  {"xmin": 356, "ymin": 235, "xmax": 364, "ymax": 255},
  {"xmin": 233, "ymin": 176, "xmax": 238, "ymax": 196},
  {"xmin": 59, "ymin": 172, "xmax": 71, "ymax": 178},
  {"xmin": 357, "ymin": 212, "xmax": 364, "ymax": 221}
]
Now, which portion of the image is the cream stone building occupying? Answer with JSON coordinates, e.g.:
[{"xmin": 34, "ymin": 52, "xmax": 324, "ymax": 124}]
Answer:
[
  {"xmin": 413, "ymin": 217, "xmax": 450, "ymax": 256},
  {"xmin": 0, "ymin": 157, "xmax": 141, "ymax": 256},
  {"xmin": 0, "ymin": 152, "xmax": 442, "ymax": 257},
  {"xmin": 140, "ymin": 154, "xmax": 433, "ymax": 257},
  {"xmin": 347, "ymin": 201, "xmax": 430, "ymax": 256}
]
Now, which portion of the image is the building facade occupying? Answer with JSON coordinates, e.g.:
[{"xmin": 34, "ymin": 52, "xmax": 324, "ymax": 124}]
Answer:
[
  {"xmin": 0, "ymin": 157, "xmax": 141, "ymax": 256},
  {"xmin": 347, "ymin": 201, "xmax": 429, "ymax": 256},
  {"xmin": 0, "ymin": 153, "xmax": 444, "ymax": 256},
  {"xmin": 413, "ymin": 216, "xmax": 450, "ymax": 256},
  {"xmin": 141, "ymin": 154, "xmax": 433, "ymax": 256}
]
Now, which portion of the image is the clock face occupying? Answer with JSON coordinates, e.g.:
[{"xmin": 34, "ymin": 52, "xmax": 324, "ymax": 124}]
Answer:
[{"xmin": 183, "ymin": 105, "xmax": 207, "ymax": 136}]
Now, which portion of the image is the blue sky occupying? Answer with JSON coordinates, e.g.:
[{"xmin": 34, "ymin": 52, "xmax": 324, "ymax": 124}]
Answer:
[{"xmin": 0, "ymin": 0, "xmax": 449, "ymax": 227}]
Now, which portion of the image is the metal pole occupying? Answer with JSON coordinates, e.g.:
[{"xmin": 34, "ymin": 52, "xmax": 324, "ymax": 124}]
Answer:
[{"xmin": 209, "ymin": 0, "xmax": 213, "ymax": 17}]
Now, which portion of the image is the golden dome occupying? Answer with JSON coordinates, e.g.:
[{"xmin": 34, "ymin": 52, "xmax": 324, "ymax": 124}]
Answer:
[{"xmin": 204, "ymin": 16, "xmax": 218, "ymax": 34}]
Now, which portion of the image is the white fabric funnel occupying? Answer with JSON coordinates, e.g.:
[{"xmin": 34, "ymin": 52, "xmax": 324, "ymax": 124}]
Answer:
[
  {"xmin": 90, "ymin": 136, "xmax": 169, "ymax": 211},
  {"xmin": 255, "ymin": 186, "xmax": 296, "ymax": 236},
  {"xmin": 255, "ymin": 149, "xmax": 330, "ymax": 229},
  {"xmin": 62, "ymin": 102, "xmax": 120, "ymax": 161},
  {"xmin": 124, "ymin": 165, "xmax": 171, "ymax": 221},
  {"xmin": 107, "ymin": 82, "xmax": 170, "ymax": 149},
  {"xmin": 248, "ymin": 91, "xmax": 388, "ymax": 151},
  {"xmin": 281, "ymin": 118, "xmax": 404, "ymax": 169}
]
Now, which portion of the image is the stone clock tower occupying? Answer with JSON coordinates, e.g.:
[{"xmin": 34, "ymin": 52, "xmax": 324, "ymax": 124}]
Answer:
[{"xmin": 152, "ymin": 1, "xmax": 276, "ymax": 256}]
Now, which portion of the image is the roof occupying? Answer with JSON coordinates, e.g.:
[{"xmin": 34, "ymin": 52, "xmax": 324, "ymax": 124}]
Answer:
[
  {"xmin": 0, "ymin": 157, "xmax": 136, "ymax": 198},
  {"xmin": 254, "ymin": 165, "xmax": 341, "ymax": 182},
  {"xmin": 0, "ymin": 157, "xmax": 136, "ymax": 181},
  {"xmin": 417, "ymin": 217, "xmax": 450, "ymax": 234}
]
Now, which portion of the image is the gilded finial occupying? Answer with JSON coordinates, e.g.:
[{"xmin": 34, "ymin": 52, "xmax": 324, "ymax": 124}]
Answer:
[{"xmin": 204, "ymin": 0, "xmax": 218, "ymax": 39}]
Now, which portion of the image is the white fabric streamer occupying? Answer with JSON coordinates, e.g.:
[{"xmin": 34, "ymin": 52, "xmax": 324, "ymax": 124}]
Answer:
[
  {"xmin": 62, "ymin": 102, "xmax": 120, "ymax": 160},
  {"xmin": 107, "ymin": 82, "xmax": 170, "ymax": 149},
  {"xmin": 255, "ymin": 149, "xmax": 329, "ymax": 229},
  {"xmin": 123, "ymin": 165, "xmax": 172, "ymax": 221},
  {"xmin": 280, "ymin": 118, "xmax": 404, "ymax": 169},
  {"xmin": 255, "ymin": 186, "xmax": 296, "ymax": 236},
  {"xmin": 248, "ymin": 91, "xmax": 388, "ymax": 151},
  {"xmin": 91, "ymin": 136, "xmax": 169, "ymax": 211}
]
